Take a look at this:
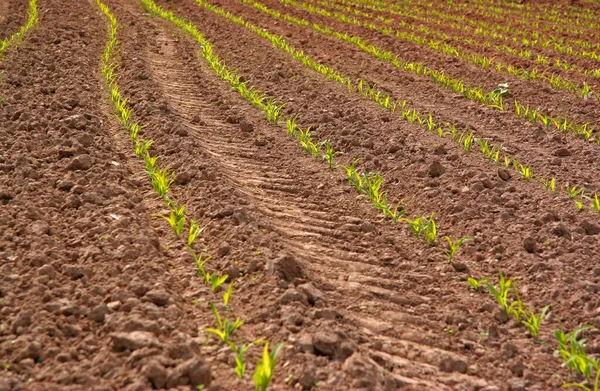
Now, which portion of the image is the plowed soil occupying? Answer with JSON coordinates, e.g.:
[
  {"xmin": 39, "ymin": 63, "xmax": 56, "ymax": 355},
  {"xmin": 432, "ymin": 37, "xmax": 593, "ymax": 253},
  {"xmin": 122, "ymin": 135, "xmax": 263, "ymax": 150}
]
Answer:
[{"xmin": 1, "ymin": 0, "xmax": 599, "ymax": 390}]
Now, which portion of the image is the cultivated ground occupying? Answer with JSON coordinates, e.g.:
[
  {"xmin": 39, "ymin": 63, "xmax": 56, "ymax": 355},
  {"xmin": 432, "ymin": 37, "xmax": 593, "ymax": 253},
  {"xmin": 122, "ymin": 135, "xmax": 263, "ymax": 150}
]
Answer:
[{"xmin": 1, "ymin": 0, "xmax": 600, "ymax": 390}]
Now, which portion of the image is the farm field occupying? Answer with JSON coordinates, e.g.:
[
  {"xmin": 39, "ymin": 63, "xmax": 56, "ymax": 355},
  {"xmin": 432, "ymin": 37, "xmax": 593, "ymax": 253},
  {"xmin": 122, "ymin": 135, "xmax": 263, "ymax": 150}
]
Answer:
[{"xmin": 1, "ymin": 0, "xmax": 600, "ymax": 389}]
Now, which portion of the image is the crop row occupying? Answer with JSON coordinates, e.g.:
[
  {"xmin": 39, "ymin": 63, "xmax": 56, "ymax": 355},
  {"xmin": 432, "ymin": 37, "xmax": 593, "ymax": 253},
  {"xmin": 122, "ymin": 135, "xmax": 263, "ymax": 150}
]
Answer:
[
  {"xmin": 352, "ymin": 0, "xmax": 600, "ymax": 52},
  {"xmin": 248, "ymin": 0, "xmax": 600, "ymax": 147},
  {"xmin": 238, "ymin": 0, "xmax": 600, "ymax": 215},
  {"xmin": 0, "ymin": 0, "xmax": 38, "ymax": 61},
  {"xmin": 431, "ymin": 0, "xmax": 600, "ymax": 37},
  {"xmin": 194, "ymin": 0, "xmax": 600, "ymax": 385},
  {"xmin": 96, "ymin": 0, "xmax": 284, "ymax": 388},
  {"xmin": 326, "ymin": 0, "xmax": 600, "ymax": 79},
  {"xmin": 96, "ymin": 1, "xmax": 600, "ymax": 388},
  {"xmin": 472, "ymin": 0, "xmax": 600, "ymax": 25},
  {"xmin": 282, "ymin": 0, "xmax": 600, "ymax": 104},
  {"xmin": 341, "ymin": 0, "xmax": 600, "ymax": 62},
  {"xmin": 474, "ymin": 272, "xmax": 600, "ymax": 391}
]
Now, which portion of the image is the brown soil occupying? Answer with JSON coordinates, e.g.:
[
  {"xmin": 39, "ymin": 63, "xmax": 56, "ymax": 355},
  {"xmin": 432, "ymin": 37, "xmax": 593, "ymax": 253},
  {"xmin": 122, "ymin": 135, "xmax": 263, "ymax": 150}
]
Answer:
[
  {"xmin": 0, "ymin": 0, "xmax": 29, "ymax": 38},
  {"xmin": 1, "ymin": 0, "xmax": 599, "ymax": 390}
]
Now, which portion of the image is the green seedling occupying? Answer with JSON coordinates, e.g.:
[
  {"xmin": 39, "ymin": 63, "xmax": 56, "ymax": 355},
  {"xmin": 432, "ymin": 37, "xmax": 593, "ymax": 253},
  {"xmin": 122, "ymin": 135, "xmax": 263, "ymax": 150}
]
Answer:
[
  {"xmin": 231, "ymin": 341, "xmax": 256, "ymax": 378},
  {"xmin": 150, "ymin": 167, "xmax": 173, "ymax": 199},
  {"xmin": 575, "ymin": 200, "xmax": 584, "ymax": 211},
  {"xmin": 402, "ymin": 214, "xmax": 437, "ymax": 245},
  {"xmin": 522, "ymin": 305, "xmax": 550, "ymax": 341},
  {"xmin": 155, "ymin": 207, "xmax": 185, "ymax": 237},
  {"xmin": 205, "ymin": 302, "xmax": 243, "ymax": 345},
  {"xmin": 556, "ymin": 325, "xmax": 599, "ymax": 388},
  {"xmin": 188, "ymin": 219, "xmax": 204, "ymax": 247},
  {"xmin": 322, "ymin": 140, "xmax": 341, "ymax": 169},
  {"xmin": 442, "ymin": 235, "xmax": 472, "ymax": 263},
  {"xmin": 211, "ymin": 274, "xmax": 229, "ymax": 292},
  {"xmin": 467, "ymin": 277, "xmax": 489, "ymax": 292},
  {"xmin": 191, "ymin": 250, "xmax": 211, "ymax": 278},
  {"xmin": 517, "ymin": 163, "xmax": 532, "ymax": 181},
  {"xmin": 590, "ymin": 194, "xmax": 600, "ymax": 214},
  {"xmin": 567, "ymin": 184, "xmax": 585, "ymax": 199},
  {"xmin": 264, "ymin": 100, "xmax": 284, "ymax": 124},
  {"xmin": 253, "ymin": 342, "xmax": 284, "ymax": 391},
  {"xmin": 485, "ymin": 272, "xmax": 520, "ymax": 319},
  {"xmin": 223, "ymin": 282, "xmax": 234, "ymax": 306},
  {"xmin": 286, "ymin": 116, "xmax": 298, "ymax": 136},
  {"xmin": 135, "ymin": 139, "xmax": 153, "ymax": 158}
]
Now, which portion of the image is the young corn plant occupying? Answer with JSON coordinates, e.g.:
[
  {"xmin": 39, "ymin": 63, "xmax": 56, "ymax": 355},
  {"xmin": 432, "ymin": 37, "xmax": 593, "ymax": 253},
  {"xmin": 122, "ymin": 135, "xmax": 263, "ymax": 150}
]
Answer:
[
  {"xmin": 188, "ymin": 219, "xmax": 204, "ymax": 248},
  {"xmin": 223, "ymin": 282, "xmax": 234, "ymax": 306},
  {"xmin": 253, "ymin": 342, "xmax": 285, "ymax": 391},
  {"xmin": 522, "ymin": 305, "xmax": 551, "ymax": 341},
  {"xmin": 264, "ymin": 100, "xmax": 285, "ymax": 124},
  {"xmin": 206, "ymin": 302, "xmax": 243, "ymax": 345},
  {"xmin": 322, "ymin": 140, "xmax": 341, "ymax": 169},
  {"xmin": 539, "ymin": 177, "xmax": 556, "ymax": 192},
  {"xmin": 589, "ymin": 194, "xmax": 600, "ymax": 215},
  {"xmin": 516, "ymin": 163, "xmax": 532, "ymax": 181},
  {"xmin": 211, "ymin": 274, "xmax": 229, "ymax": 292},
  {"xmin": 567, "ymin": 184, "xmax": 585, "ymax": 199},
  {"xmin": 556, "ymin": 325, "xmax": 599, "ymax": 390},
  {"xmin": 155, "ymin": 206, "xmax": 186, "ymax": 237},
  {"xmin": 485, "ymin": 272, "xmax": 520, "ymax": 320},
  {"xmin": 286, "ymin": 116, "xmax": 298, "ymax": 136},
  {"xmin": 191, "ymin": 250, "xmax": 211, "ymax": 279},
  {"xmin": 231, "ymin": 342, "xmax": 255, "ymax": 378},
  {"xmin": 467, "ymin": 277, "xmax": 489, "ymax": 292},
  {"xmin": 442, "ymin": 235, "xmax": 472, "ymax": 264}
]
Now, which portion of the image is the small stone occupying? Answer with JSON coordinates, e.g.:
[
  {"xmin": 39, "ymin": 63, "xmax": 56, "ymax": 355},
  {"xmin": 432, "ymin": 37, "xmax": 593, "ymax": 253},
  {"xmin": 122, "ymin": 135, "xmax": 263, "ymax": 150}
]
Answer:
[
  {"xmin": 88, "ymin": 303, "xmax": 109, "ymax": 323},
  {"xmin": 175, "ymin": 171, "xmax": 193, "ymax": 185},
  {"xmin": 498, "ymin": 169, "xmax": 511, "ymax": 181},
  {"xmin": 272, "ymin": 253, "xmax": 303, "ymax": 282},
  {"xmin": 29, "ymin": 221, "xmax": 50, "ymax": 236},
  {"xmin": 174, "ymin": 126, "xmax": 188, "ymax": 137},
  {"xmin": 313, "ymin": 332, "xmax": 338, "ymax": 357},
  {"xmin": 240, "ymin": 120, "xmax": 253, "ymax": 132},
  {"xmin": 388, "ymin": 144, "xmax": 401, "ymax": 154},
  {"xmin": 494, "ymin": 308, "xmax": 509, "ymax": 323},
  {"xmin": 144, "ymin": 360, "xmax": 168, "ymax": 389},
  {"xmin": 439, "ymin": 357, "xmax": 468, "ymax": 373},
  {"xmin": 56, "ymin": 180, "xmax": 75, "ymax": 191},
  {"xmin": 12, "ymin": 310, "xmax": 33, "ymax": 331},
  {"xmin": 551, "ymin": 223, "xmax": 570, "ymax": 238},
  {"xmin": 502, "ymin": 342, "xmax": 518, "ymax": 358},
  {"xmin": 38, "ymin": 264, "xmax": 55, "ymax": 279},
  {"xmin": 280, "ymin": 288, "xmax": 307, "ymax": 305},
  {"xmin": 70, "ymin": 154, "xmax": 93, "ymax": 170},
  {"xmin": 17, "ymin": 341, "xmax": 42, "ymax": 361},
  {"xmin": 452, "ymin": 262, "xmax": 468, "ymax": 272},
  {"xmin": 296, "ymin": 333, "xmax": 314, "ymax": 354},
  {"xmin": 523, "ymin": 237, "xmax": 536, "ymax": 253},
  {"xmin": 581, "ymin": 220, "xmax": 600, "ymax": 235},
  {"xmin": 360, "ymin": 221, "xmax": 377, "ymax": 233},
  {"xmin": 298, "ymin": 282, "xmax": 326, "ymax": 306},
  {"xmin": 553, "ymin": 147, "xmax": 571, "ymax": 157},
  {"xmin": 510, "ymin": 360, "xmax": 525, "ymax": 377},
  {"xmin": 314, "ymin": 308, "xmax": 342, "ymax": 320},
  {"xmin": 298, "ymin": 366, "xmax": 316, "ymax": 389},
  {"xmin": 428, "ymin": 161, "xmax": 445, "ymax": 178},
  {"xmin": 217, "ymin": 242, "xmax": 231, "ymax": 257},
  {"xmin": 145, "ymin": 289, "xmax": 170, "ymax": 306},
  {"xmin": 213, "ymin": 206, "xmax": 234, "ymax": 218},
  {"xmin": 507, "ymin": 378, "xmax": 527, "ymax": 391},
  {"xmin": 111, "ymin": 331, "xmax": 160, "ymax": 351},
  {"xmin": 434, "ymin": 144, "xmax": 446, "ymax": 155}
]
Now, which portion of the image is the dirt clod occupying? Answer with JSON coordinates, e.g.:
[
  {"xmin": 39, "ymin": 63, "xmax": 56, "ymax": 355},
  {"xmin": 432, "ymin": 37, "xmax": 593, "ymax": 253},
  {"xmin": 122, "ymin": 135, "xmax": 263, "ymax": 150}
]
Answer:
[{"xmin": 428, "ymin": 160, "xmax": 445, "ymax": 177}]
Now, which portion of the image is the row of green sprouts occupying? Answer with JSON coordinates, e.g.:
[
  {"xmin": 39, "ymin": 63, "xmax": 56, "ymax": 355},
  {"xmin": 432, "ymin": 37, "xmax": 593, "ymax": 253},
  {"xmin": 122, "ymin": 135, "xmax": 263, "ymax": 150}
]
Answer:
[
  {"xmin": 469, "ymin": 273, "xmax": 599, "ymax": 390},
  {"xmin": 99, "ymin": 0, "xmax": 284, "ymax": 389}
]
